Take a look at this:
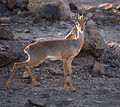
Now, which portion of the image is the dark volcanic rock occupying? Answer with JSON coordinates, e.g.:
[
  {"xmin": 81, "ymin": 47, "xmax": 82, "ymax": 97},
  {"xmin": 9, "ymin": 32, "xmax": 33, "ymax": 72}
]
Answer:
[
  {"xmin": 0, "ymin": 40, "xmax": 24, "ymax": 67},
  {"xmin": 0, "ymin": 28, "xmax": 14, "ymax": 40},
  {"xmin": 28, "ymin": 0, "xmax": 72, "ymax": 20},
  {"xmin": 69, "ymin": 3, "xmax": 78, "ymax": 13},
  {"xmin": 41, "ymin": 4, "xmax": 61, "ymax": 20},
  {"xmin": 0, "ymin": 3, "xmax": 5, "ymax": 14},
  {"xmin": 7, "ymin": 0, "xmax": 16, "ymax": 9},
  {"xmin": 28, "ymin": 98, "xmax": 46, "ymax": 107},
  {"xmin": 82, "ymin": 20, "xmax": 106, "ymax": 57},
  {"xmin": 0, "ymin": 17, "xmax": 11, "ymax": 23},
  {"xmin": 21, "ymin": 0, "xmax": 29, "ymax": 11},
  {"xmin": 87, "ymin": 4, "xmax": 120, "ymax": 25},
  {"xmin": 7, "ymin": 0, "xmax": 25, "ymax": 10},
  {"xmin": 90, "ymin": 61, "xmax": 105, "ymax": 77}
]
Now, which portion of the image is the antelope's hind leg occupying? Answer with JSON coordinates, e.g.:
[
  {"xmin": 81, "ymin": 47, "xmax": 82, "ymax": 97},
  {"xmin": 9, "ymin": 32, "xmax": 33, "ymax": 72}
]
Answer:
[
  {"xmin": 25, "ymin": 66, "xmax": 39, "ymax": 86},
  {"xmin": 6, "ymin": 61, "xmax": 29, "ymax": 88},
  {"xmin": 6, "ymin": 59, "xmax": 39, "ymax": 88}
]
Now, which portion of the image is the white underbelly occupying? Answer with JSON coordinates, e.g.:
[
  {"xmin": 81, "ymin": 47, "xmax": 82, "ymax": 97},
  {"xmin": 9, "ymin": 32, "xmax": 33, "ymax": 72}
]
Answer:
[{"xmin": 46, "ymin": 56, "xmax": 60, "ymax": 61}]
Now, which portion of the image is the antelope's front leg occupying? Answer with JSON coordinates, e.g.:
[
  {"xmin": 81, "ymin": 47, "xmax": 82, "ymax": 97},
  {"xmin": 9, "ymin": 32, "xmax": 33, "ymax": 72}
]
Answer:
[
  {"xmin": 68, "ymin": 59, "xmax": 75, "ymax": 92},
  {"xmin": 63, "ymin": 61, "xmax": 68, "ymax": 92}
]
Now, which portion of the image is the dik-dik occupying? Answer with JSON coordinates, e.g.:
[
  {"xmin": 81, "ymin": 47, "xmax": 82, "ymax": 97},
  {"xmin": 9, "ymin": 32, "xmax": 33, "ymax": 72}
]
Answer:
[{"xmin": 7, "ymin": 15, "xmax": 86, "ymax": 92}]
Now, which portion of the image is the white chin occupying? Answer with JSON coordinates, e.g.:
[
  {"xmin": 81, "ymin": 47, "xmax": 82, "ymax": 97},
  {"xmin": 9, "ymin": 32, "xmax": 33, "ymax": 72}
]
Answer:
[{"xmin": 80, "ymin": 30, "xmax": 84, "ymax": 33}]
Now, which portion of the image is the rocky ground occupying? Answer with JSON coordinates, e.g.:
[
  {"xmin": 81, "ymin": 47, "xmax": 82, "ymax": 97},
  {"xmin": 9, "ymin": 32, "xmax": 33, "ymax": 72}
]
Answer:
[{"xmin": 0, "ymin": 0, "xmax": 120, "ymax": 107}]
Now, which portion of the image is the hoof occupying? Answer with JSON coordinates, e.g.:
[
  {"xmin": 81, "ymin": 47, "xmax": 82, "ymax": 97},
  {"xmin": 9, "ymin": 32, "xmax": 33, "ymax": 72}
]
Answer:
[
  {"xmin": 6, "ymin": 82, "xmax": 12, "ymax": 88},
  {"xmin": 70, "ymin": 87, "xmax": 76, "ymax": 92},
  {"xmin": 33, "ymin": 81, "xmax": 39, "ymax": 86}
]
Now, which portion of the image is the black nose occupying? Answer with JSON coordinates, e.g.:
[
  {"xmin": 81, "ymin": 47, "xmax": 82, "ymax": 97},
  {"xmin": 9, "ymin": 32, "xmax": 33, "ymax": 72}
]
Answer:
[{"xmin": 81, "ymin": 28, "xmax": 83, "ymax": 31}]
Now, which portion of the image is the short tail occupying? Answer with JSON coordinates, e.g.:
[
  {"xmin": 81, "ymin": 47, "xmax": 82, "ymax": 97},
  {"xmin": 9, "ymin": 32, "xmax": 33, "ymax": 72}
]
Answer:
[{"xmin": 24, "ymin": 46, "xmax": 29, "ymax": 56}]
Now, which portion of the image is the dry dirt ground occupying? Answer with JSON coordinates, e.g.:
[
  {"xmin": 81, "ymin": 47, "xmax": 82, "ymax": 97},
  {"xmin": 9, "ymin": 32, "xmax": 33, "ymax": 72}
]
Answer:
[{"xmin": 0, "ymin": 0, "xmax": 120, "ymax": 107}]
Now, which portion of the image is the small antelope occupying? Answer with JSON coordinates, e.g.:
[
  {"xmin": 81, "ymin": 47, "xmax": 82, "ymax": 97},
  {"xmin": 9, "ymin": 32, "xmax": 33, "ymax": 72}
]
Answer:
[{"xmin": 6, "ymin": 15, "xmax": 86, "ymax": 91}]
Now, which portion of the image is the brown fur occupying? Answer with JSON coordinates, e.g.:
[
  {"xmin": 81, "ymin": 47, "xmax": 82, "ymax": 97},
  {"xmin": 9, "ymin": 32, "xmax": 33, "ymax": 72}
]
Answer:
[{"xmin": 6, "ymin": 17, "xmax": 86, "ymax": 92}]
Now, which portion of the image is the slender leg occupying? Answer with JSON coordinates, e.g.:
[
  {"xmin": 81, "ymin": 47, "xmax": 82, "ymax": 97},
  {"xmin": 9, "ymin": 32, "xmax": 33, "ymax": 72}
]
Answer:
[
  {"xmin": 6, "ymin": 61, "xmax": 33, "ymax": 88},
  {"xmin": 63, "ymin": 60, "xmax": 68, "ymax": 92},
  {"xmin": 6, "ymin": 63, "xmax": 17, "ymax": 88},
  {"xmin": 25, "ymin": 66, "xmax": 38, "ymax": 86},
  {"xmin": 68, "ymin": 58, "xmax": 75, "ymax": 91}
]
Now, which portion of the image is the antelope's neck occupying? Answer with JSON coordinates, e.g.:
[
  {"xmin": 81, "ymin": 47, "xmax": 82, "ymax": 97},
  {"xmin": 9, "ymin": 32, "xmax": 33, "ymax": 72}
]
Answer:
[{"xmin": 77, "ymin": 30, "xmax": 84, "ymax": 44}]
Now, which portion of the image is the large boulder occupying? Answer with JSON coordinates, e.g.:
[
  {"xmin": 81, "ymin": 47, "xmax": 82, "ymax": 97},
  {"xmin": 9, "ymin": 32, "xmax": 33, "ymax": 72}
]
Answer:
[
  {"xmin": 0, "ymin": 28, "xmax": 25, "ymax": 67},
  {"xmin": 28, "ymin": 0, "xmax": 72, "ymax": 20},
  {"xmin": 0, "ymin": 40, "xmax": 24, "ymax": 67},
  {"xmin": 82, "ymin": 19, "xmax": 106, "ymax": 57},
  {"xmin": 40, "ymin": 4, "xmax": 61, "ymax": 20}
]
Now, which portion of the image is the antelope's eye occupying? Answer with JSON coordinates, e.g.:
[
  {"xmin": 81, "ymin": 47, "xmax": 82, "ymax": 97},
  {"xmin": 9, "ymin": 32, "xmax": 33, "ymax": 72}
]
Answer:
[{"xmin": 76, "ymin": 22, "xmax": 79, "ymax": 25}]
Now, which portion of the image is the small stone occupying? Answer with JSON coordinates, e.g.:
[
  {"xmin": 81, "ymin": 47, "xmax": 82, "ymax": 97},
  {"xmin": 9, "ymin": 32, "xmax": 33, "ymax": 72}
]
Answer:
[
  {"xmin": 34, "ymin": 93, "xmax": 37, "ymax": 95},
  {"xmin": 105, "ymin": 73, "xmax": 113, "ymax": 78},
  {"xmin": 59, "ymin": 21, "xmax": 67, "ymax": 26},
  {"xmin": 34, "ymin": 13, "xmax": 40, "ymax": 23},
  {"xmin": 41, "ymin": 27, "xmax": 45, "ymax": 31},
  {"xmin": 73, "ymin": 75, "xmax": 76, "ymax": 78},
  {"xmin": 82, "ymin": 76, "xmax": 88, "ymax": 80},
  {"xmin": 110, "ymin": 61, "xmax": 117, "ymax": 68},
  {"xmin": 0, "ymin": 44, "xmax": 6, "ymax": 51},
  {"xmin": 0, "ymin": 17, "xmax": 11, "ymax": 23},
  {"xmin": 95, "ymin": 62, "xmax": 105, "ymax": 75},
  {"xmin": 67, "ymin": 98, "xmax": 73, "ymax": 101},
  {"xmin": 36, "ymin": 68, "xmax": 40, "ymax": 71},
  {"xmin": 42, "ymin": 93, "xmax": 49, "ymax": 98},
  {"xmin": 48, "ymin": 68, "xmax": 63, "ymax": 76},
  {"xmin": 90, "ymin": 61, "xmax": 105, "ymax": 77},
  {"xmin": 17, "ymin": 29, "xmax": 22, "ymax": 33},
  {"xmin": 41, "ymin": 77, "xmax": 44, "ymax": 80},
  {"xmin": 28, "ymin": 21, "xmax": 34, "ymax": 25},
  {"xmin": 116, "ymin": 5, "xmax": 120, "ymax": 11},
  {"xmin": 55, "ymin": 100, "xmax": 72, "ymax": 106},
  {"xmin": 21, "ymin": 0, "xmax": 29, "ymax": 11},
  {"xmin": 24, "ymin": 28, "xmax": 30, "ymax": 33},
  {"xmin": 17, "ymin": 10, "xmax": 22, "ymax": 16},
  {"xmin": 57, "ymin": 32, "xmax": 63, "ymax": 36},
  {"xmin": 23, "ymin": 71, "xmax": 30, "ymax": 79},
  {"xmin": 28, "ymin": 98, "xmax": 46, "ymax": 107}
]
